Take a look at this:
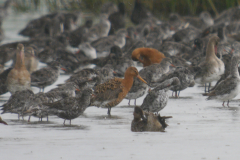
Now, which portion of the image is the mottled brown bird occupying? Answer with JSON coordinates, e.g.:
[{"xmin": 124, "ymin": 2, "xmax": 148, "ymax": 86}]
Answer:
[
  {"xmin": 31, "ymin": 61, "xmax": 61, "ymax": 92},
  {"xmin": 131, "ymin": 106, "xmax": 172, "ymax": 132},
  {"xmin": 131, "ymin": 106, "xmax": 147, "ymax": 132},
  {"xmin": 131, "ymin": 48, "xmax": 166, "ymax": 67},
  {"xmin": 91, "ymin": 67, "xmax": 147, "ymax": 115}
]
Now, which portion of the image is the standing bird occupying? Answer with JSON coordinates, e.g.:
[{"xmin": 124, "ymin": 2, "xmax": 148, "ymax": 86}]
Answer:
[
  {"xmin": 91, "ymin": 67, "xmax": 147, "ymax": 115},
  {"xmin": 23, "ymin": 82, "xmax": 80, "ymax": 122},
  {"xmin": 1, "ymin": 89, "xmax": 34, "ymax": 120},
  {"xmin": 140, "ymin": 77, "xmax": 180, "ymax": 113},
  {"xmin": 151, "ymin": 67, "xmax": 195, "ymax": 97},
  {"xmin": 31, "ymin": 61, "xmax": 62, "ymax": 92},
  {"xmin": 131, "ymin": 0, "xmax": 151, "ymax": 25},
  {"xmin": 125, "ymin": 57, "xmax": 173, "ymax": 105},
  {"xmin": 131, "ymin": 47, "xmax": 166, "ymax": 67},
  {"xmin": 194, "ymin": 36, "xmax": 225, "ymax": 92},
  {"xmin": 108, "ymin": 2, "xmax": 125, "ymax": 35},
  {"xmin": 203, "ymin": 55, "xmax": 240, "ymax": 107},
  {"xmin": 6, "ymin": 44, "xmax": 31, "ymax": 94},
  {"xmin": 43, "ymin": 88, "xmax": 93, "ymax": 125}
]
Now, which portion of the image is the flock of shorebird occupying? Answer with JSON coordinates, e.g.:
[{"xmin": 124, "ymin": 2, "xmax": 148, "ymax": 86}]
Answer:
[{"xmin": 1, "ymin": 0, "xmax": 240, "ymax": 132}]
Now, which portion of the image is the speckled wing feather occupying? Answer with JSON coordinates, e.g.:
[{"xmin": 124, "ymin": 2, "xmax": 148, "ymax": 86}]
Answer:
[
  {"xmin": 31, "ymin": 67, "xmax": 57, "ymax": 86},
  {"xmin": 66, "ymin": 68, "xmax": 96, "ymax": 82},
  {"xmin": 91, "ymin": 37, "xmax": 113, "ymax": 52},
  {"xmin": 91, "ymin": 78, "xmax": 123, "ymax": 106},
  {"xmin": 1, "ymin": 90, "xmax": 34, "ymax": 114},
  {"xmin": 151, "ymin": 70, "xmax": 174, "ymax": 87},
  {"xmin": 208, "ymin": 76, "xmax": 238, "ymax": 98},
  {"xmin": 43, "ymin": 97, "xmax": 78, "ymax": 110}
]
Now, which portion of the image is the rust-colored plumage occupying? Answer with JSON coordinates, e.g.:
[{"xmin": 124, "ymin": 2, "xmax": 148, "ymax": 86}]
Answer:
[
  {"xmin": 6, "ymin": 43, "xmax": 31, "ymax": 94},
  {"xmin": 131, "ymin": 48, "xmax": 166, "ymax": 67},
  {"xmin": 91, "ymin": 67, "xmax": 147, "ymax": 115}
]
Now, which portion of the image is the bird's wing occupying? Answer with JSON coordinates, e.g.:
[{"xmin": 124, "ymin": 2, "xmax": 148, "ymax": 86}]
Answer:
[
  {"xmin": 43, "ymin": 97, "xmax": 77, "ymax": 110},
  {"xmin": 31, "ymin": 67, "xmax": 52, "ymax": 83},
  {"xmin": 212, "ymin": 76, "xmax": 238, "ymax": 96},
  {"xmin": 91, "ymin": 78, "xmax": 123, "ymax": 103}
]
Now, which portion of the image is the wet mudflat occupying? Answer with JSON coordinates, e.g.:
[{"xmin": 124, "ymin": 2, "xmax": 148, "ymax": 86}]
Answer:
[
  {"xmin": 1, "ymin": 12, "xmax": 240, "ymax": 160},
  {"xmin": 1, "ymin": 84, "xmax": 240, "ymax": 160}
]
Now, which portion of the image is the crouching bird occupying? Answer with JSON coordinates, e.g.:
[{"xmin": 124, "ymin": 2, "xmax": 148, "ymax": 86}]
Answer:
[{"xmin": 131, "ymin": 106, "xmax": 172, "ymax": 132}]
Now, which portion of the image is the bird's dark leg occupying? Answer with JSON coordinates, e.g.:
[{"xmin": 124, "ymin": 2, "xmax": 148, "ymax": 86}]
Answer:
[
  {"xmin": 227, "ymin": 100, "xmax": 230, "ymax": 107},
  {"xmin": 205, "ymin": 83, "xmax": 207, "ymax": 93},
  {"xmin": 18, "ymin": 114, "xmax": 20, "ymax": 120},
  {"xmin": 222, "ymin": 101, "xmax": 225, "ymax": 107},
  {"xmin": 28, "ymin": 116, "xmax": 31, "ymax": 122},
  {"xmin": 178, "ymin": 91, "xmax": 181, "ymax": 97},
  {"xmin": 47, "ymin": 115, "xmax": 48, "ymax": 122},
  {"xmin": 107, "ymin": 107, "xmax": 111, "ymax": 116},
  {"xmin": 128, "ymin": 100, "xmax": 130, "ymax": 106},
  {"xmin": 41, "ymin": 116, "xmax": 42, "ymax": 121},
  {"xmin": 43, "ymin": 88, "xmax": 45, "ymax": 92},
  {"xmin": 39, "ymin": 88, "xmax": 41, "ymax": 92},
  {"xmin": 70, "ymin": 120, "xmax": 71, "ymax": 125},
  {"xmin": 208, "ymin": 83, "xmax": 211, "ymax": 92},
  {"xmin": 175, "ymin": 91, "xmax": 177, "ymax": 98},
  {"xmin": 134, "ymin": 99, "xmax": 136, "ymax": 106},
  {"xmin": 38, "ymin": 117, "xmax": 40, "ymax": 121},
  {"xmin": 63, "ymin": 119, "xmax": 66, "ymax": 125}
]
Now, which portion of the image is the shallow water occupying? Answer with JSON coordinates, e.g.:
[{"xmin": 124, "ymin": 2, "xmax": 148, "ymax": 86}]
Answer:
[{"xmin": 1, "ymin": 11, "xmax": 240, "ymax": 160}]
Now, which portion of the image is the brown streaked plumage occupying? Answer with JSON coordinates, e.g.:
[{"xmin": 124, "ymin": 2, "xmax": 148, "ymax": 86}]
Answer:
[
  {"xmin": 131, "ymin": 106, "xmax": 147, "ymax": 132},
  {"xmin": 6, "ymin": 43, "xmax": 31, "ymax": 94},
  {"xmin": 146, "ymin": 112, "xmax": 172, "ymax": 132},
  {"xmin": 131, "ymin": 106, "xmax": 172, "ymax": 132},
  {"xmin": 31, "ymin": 61, "xmax": 61, "ymax": 92},
  {"xmin": 91, "ymin": 67, "xmax": 147, "ymax": 115},
  {"xmin": 131, "ymin": 47, "xmax": 166, "ymax": 67},
  {"xmin": 194, "ymin": 36, "xmax": 225, "ymax": 93},
  {"xmin": 0, "ymin": 116, "xmax": 8, "ymax": 125}
]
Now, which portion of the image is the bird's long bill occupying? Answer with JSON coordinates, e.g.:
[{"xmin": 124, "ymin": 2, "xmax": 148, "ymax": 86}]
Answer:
[
  {"xmin": 137, "ymin": 75, "xmax": 147, "ymax": 84},
  {"xmin": 0, "ymin": 120, "xmax": 8, "ymax": 125},
  {"xmin": 20, "ymin": 51, "xmax": 24, "ymax": 64},
  {"xmin": 162, "ymin": 116, "xmax": 173, "ymax": 119}
]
